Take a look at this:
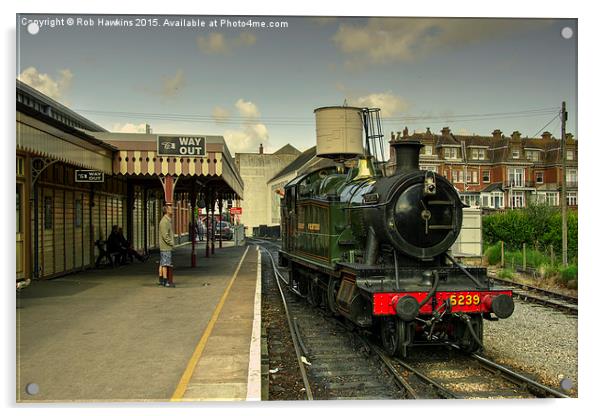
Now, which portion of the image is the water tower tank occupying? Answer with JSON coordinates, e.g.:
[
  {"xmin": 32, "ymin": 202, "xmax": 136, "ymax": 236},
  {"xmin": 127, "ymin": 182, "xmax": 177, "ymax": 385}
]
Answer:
[{"xmin": 314, "ymin": 106, "xmax": 364, "ymax": 159}]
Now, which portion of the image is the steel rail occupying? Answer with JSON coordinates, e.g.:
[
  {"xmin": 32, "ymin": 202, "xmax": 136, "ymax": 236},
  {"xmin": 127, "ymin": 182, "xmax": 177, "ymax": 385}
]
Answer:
[
  {"xmin": 490, "ymin": 276, "xmax": 578, "ymax": 315},
  {"xmin": 491, "ymin": 276, "xmax": 578, "ymax": 303},
  {"xmin": 469, "ymin": 351, "xmax": 570, "ymax": 398},
  {"xmin": 258, "ymin": 244, "xmax": 314, "ymax": 400},
  {"xmin": 443, "ymin": 344, "xmax": 570, "ymax": 398},
  {"xmin": 390, "ymin": 356, "xmax": 461, "ymax": 399}
]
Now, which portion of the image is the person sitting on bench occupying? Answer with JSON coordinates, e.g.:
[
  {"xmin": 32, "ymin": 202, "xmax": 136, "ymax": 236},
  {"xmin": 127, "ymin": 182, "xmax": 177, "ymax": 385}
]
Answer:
[
  {"xmin": 107, "ymin": 225, "xmax": 127, "ymax": 265},
  {"xmin": 117, "ymin": 227, "xmax": 147, "ymax": 263}
]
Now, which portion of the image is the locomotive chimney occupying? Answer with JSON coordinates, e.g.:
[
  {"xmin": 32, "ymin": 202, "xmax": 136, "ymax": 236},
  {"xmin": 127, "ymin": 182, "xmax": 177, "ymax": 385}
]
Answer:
[{"xmin": 391, "ymin": 140, "xmax": 423, "ymax": 175}]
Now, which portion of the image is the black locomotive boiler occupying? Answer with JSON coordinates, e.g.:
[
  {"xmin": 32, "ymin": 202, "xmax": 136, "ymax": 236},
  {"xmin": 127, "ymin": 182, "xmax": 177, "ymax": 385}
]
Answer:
[{"xmin": 278, "ymin": 106, "xmax": 514, "ymax": 357}]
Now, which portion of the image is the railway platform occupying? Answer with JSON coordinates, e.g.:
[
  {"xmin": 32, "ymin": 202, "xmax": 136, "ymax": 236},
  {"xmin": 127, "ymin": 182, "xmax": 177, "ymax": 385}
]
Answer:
[{"xmin": 16, "ymin": 242, "xmax": 261, "ymax": 402}]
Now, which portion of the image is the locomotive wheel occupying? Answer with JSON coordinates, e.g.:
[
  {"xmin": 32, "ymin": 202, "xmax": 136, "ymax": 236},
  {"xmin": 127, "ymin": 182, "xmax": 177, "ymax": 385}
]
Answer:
[
  {"xmin": 381, "ymin": 318, "xmax": 412, "ymax": 358},
  {"xmin": 308, "ymin": 278, "xmax": 322, "ymax": 307},
  {"xmin": 327, "ymin": 277, "xmax": 340, "ymax": 316}
]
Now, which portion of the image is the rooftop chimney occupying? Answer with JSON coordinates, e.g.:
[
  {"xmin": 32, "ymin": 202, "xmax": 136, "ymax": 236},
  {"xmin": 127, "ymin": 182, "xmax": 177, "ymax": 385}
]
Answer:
[
  {"xmin": 259, "ymin": 143, "xmax": 264, "ymax": 154},
  {"xmin": 511, "ymin": 131, "xmax": 522, "ymax": 141},
  {"xmin": 426, "ymin": 127, "xmax": 432, "ymax": 136},
  {"xmin": 492, "ymin": 129, "xmax": 503, "ymax": 140},
  {"xmin": 566, "ymin": 133, "xmax": 574, "ymax": 141},
  {"xmin": 145, "ymin": 124, "xmax": 152, "ymax": 134},
  {"xmin": 541, "ymin": 131, "xmax": 552, "ymax": 140},
  {"xmin": 441, "ymin": 127, "xmax": 451, "ymax": 137},
  {"xmin": 403, "ymin": 126, "xmax": 409, "ymax": 138}
]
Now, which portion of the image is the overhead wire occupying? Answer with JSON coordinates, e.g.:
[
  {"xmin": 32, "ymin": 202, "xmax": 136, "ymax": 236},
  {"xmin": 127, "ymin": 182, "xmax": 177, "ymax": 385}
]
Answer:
[{"xmin": 74, "ymin": 106, "xmax": 560, "ymax": 127}]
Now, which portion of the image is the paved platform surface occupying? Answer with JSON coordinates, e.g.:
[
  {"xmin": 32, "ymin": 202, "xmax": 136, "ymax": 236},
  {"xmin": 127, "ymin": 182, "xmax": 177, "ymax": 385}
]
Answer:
[{"xmin": 16, "ymin": 242, "xmax": 260, "ymax": 403}]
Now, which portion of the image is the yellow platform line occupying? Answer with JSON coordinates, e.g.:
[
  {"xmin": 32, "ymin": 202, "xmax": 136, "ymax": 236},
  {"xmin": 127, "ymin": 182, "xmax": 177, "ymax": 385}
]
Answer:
[{"xmin": 171, "ymin": 245, "xmax": 250, "ymax": 401}]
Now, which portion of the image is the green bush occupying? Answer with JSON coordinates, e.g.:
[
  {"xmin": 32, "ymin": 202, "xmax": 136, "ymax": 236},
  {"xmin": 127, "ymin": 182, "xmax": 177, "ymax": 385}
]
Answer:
[
  {"xmin": 483, "ymin": 205, "xmax": 577, "ymax": 260},
  {"xmin": 497, "ymin": 268, "xmax": 514, "ymax": 280},
  {"xmin": 558, "ymin": 264, "xmax": 578, "ymax": 282},
  {"xmin": 484, "ymin": 242, "xmax": 502, "ymax": 265},
  {"xmin": 538, "ymin": 263, "xmax": 558, "ymax": 279}
]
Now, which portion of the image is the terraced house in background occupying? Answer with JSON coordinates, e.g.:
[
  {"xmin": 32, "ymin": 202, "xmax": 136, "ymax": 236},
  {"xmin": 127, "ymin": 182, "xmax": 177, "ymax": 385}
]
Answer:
[{"xmin": 387, "ymin": 127, "xmax": 578, "ymax": 210}]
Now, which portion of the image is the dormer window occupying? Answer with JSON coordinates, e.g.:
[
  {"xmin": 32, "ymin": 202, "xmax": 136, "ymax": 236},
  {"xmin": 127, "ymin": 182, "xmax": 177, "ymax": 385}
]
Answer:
[
  {"xmin": 525, "ymin": 150, "xmax": 540, "ymax": 161},
  {"xmin": 471, "ymin": 148, "xmax": 486, "ymax": 160},
  {"xmin": 444, "ymin": 147, "xmax": 459, "ymax": 159},
  {"xmin": 512, "ymin": 148, "xmax": 520, "ymax": 159},
  {"xmin": 567, "ymin": 150, "xmax": 574, "ymax": 160}
]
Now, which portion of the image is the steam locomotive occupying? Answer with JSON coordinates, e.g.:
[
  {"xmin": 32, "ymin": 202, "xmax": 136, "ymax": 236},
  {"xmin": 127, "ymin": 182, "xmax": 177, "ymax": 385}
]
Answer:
[{"xmin": 278, "ymin": 106, "xmax": 514, "ymax": 357}]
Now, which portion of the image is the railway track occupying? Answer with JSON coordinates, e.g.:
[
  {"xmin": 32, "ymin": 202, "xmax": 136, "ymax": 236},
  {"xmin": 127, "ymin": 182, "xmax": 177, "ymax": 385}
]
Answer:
[
  {"xmin": 489, "ymin": 274, "xmax": 578, "ymax": 315},
  {"xmin": 258, "ymin": 240, "xmax": 405, "ymax": 400},
  {"xmin": 376, "ymin": 345, "xmax": 568, "ymax": 399},
  {"xmin": 254, "ymin": 238, "xmax": 569, "ymax": 400}
]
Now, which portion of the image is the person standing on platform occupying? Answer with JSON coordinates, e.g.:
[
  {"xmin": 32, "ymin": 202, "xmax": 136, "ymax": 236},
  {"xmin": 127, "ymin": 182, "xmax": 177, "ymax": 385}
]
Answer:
[{"xmin": 158, "ymin": 204, "xmax": 175, "ymax": 288}]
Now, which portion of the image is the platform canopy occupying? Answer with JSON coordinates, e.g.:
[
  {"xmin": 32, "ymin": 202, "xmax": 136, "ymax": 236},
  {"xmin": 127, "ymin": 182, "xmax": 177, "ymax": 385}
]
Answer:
[{"xmin": 83, "ymin": 132, "xmax": 244, "ymax": 200}]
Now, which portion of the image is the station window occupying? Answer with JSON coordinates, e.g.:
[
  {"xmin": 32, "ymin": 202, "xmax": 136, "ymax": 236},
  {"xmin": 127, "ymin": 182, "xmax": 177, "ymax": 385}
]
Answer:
[
  {"xmin": 75, "ymin": 199, "xmax": 83, "ymax": 228},
  {"xmin": 16, "ymin": 184, "xmax": 21, "ymax": 233},
  {"xmin": 44, "ymin": 196, "xmax": 53, "ymax": 229},
  {"xmin": 16, "ymin": 157, "xmax": 25, "ymax": 176}
]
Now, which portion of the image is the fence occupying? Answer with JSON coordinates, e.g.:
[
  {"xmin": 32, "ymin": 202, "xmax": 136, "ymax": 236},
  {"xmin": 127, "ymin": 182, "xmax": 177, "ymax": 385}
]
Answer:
[{"xmin": 489, "ymin": 240, "xmax": 562, "ymax": 277}]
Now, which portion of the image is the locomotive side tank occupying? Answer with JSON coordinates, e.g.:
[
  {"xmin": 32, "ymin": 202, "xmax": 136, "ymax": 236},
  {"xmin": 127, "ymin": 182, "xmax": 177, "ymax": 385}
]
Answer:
[{"xmin": 279, "ymin": 106, "xmax": 514, "ymax": 357}]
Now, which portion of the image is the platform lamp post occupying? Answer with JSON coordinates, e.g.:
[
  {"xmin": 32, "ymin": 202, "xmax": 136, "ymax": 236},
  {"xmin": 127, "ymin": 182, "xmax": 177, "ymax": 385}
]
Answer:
[
  {"xmin": 190, "ymin": 183, "xmax": 197, "ymax": 268},
  {"xmin": 211, "ymin": 191, "xmax": 216, "ymax": 255},
  {"xmin": 204, "ymin": 189, "xmax": 211, "ymax": 258},
  {"xmin": 218, "ymin": 195, "xmax": 223, "ymax": 249}
]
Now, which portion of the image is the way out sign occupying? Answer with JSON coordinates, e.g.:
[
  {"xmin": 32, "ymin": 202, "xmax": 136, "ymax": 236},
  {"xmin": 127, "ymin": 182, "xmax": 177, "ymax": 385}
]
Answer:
[
  {"xmin": 157, "ymin": 136, "xmax": 206, "ymax": 156},
  {"xmin": 75, "ymin": 170, "xmax": 104, "ymax": 182}
]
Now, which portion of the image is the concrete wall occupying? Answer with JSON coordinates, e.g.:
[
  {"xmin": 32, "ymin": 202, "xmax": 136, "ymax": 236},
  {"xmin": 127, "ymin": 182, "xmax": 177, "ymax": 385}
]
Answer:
[{"xmin": 236, "ymin": 152, "xmax": 299, "ymax": 235}]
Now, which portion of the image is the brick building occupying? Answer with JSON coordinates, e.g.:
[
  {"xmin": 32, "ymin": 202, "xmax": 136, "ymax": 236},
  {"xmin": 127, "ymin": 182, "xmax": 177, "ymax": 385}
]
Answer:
[{"xmin": 387, "ymin": 127, "xmax": 578, "ymax": 210}]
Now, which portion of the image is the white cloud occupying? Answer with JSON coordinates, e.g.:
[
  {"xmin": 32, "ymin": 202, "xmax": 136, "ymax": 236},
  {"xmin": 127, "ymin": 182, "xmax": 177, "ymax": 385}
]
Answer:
[
  {"xmin": 347, "ymin": 91, "xmax": 409, "ymax": 117},
  {"xmin": 224, "ymin": 123, "xmax": 269, "ymax": 154},
  {"xmin": 216, "ymin": 98, "xmax": 270, "ymax": 153},
  {"xmin": 332, "ymin": 18, "xmax": 550, "ymax": 66},
  {"xmin": 161, "ymin": 69, "xmax": 185, "ymax": 98},
  {"xmin": 196, "ymin": 32, "xmax": 256, "ymax": 54},
  {"xmin": 235, "ymin": 98, "xmax": 261, "ymax": 119},
  {"xmin": 112, "ymin": 123, "xmax": 148, "ymax": 133},
  {"xmin": 18, "ymin": 66, "xmax": 73, "ymax": 102},
  {"xmin": 211, "ymin": 106, "xmax": 231, "ymax": 124}
]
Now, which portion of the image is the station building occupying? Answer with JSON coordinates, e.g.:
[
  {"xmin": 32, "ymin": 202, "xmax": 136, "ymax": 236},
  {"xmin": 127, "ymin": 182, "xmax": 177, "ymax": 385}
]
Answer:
[
  {"xmin": 235, "ymin": 144, "xmax": 300, "ymax": 235},
  {"xmin": 16, "ymin": 80, "xmax": 243, "ymax": 282}
]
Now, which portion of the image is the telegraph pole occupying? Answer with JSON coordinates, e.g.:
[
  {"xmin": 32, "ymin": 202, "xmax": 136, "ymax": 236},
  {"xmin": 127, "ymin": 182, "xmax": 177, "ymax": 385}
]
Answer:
[{"xmin": 560, "ymin": 101, "xmax": 568, "ymax": 266}]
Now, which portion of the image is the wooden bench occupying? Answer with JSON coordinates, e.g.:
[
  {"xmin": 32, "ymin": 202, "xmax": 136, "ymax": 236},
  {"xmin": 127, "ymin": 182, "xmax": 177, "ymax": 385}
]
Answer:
[{"xmin": 94, "ymin": 240, "xmax": 122, "ymax": 268}]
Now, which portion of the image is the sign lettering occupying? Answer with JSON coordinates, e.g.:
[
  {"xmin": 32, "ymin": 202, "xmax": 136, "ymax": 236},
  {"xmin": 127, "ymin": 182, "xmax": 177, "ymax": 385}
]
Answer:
[
  {"xmin": 157, "ymin": 136, "xmax": 207, "ymax": 157},
  {"xmin": 75, "ymin": 170, "xmax": 104, "ymax": 182}
]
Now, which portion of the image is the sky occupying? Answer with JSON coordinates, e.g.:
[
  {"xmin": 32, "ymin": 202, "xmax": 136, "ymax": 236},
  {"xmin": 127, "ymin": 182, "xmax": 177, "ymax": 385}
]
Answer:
[{"xmin": 16, "ymin": 15, "xmax": 577, "ymax": 156}]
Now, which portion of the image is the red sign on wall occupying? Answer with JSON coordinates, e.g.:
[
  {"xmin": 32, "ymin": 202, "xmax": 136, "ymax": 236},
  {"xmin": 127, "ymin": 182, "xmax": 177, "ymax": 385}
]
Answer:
[{"xmin": 229, "ymin": 207, "xmax": 242, "ymax": 215}]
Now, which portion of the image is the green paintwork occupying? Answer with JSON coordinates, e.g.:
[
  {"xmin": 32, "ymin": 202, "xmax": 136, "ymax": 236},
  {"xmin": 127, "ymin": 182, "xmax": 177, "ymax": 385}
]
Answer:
[{"xmin": 282, "ymin": 158, "xmax": 379, "ymax": 270}]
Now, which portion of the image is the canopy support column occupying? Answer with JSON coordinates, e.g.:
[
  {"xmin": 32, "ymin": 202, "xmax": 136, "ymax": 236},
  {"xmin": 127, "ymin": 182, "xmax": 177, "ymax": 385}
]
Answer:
[
  {"xmin": 190, "ymin": 182, "xmax": 197, "ymax": 267},
  {"xmin": 218, "ymin": 195, "xmax": 223, "ymax": 249}
]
